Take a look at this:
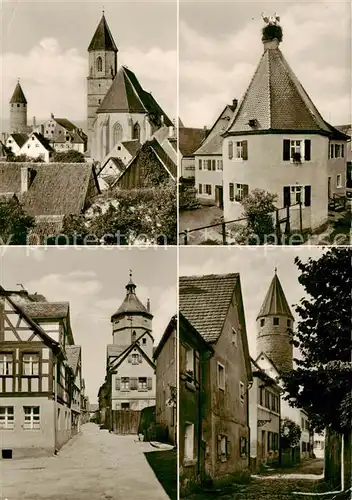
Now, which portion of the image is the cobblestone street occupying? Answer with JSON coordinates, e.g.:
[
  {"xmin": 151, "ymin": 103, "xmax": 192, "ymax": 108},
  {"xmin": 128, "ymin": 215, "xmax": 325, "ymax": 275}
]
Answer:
[{"xmin": 0, "ymin": 423, "xmax": 173, "ymax": 500}]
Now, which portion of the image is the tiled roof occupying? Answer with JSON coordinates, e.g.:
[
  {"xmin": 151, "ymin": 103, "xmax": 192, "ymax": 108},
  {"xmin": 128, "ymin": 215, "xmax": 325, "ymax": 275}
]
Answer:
[
  {"xmin": 0, "ymin": 163, "xmax": 96, "ymax": 217},
  {"xmin": 22, "ymin": 301, "xmax": 69, "ymax": 319},
  {"xmin": 334, "ymin": 124, "xmax": 351, "ymax": 137},
  {"xmin": 226, "ymin": 41, "xmax": 331, "ymax": 135},
  {"xmin": 179, "ymin": 274, "xmax": 239, "ymax": 343},
  {"xmin": 195, "ymin": 134, "xmax": 223, "ymax": 155},
  {"xmin": 10, "ymin": 133, "xmax": 28, "ymax": 148},
  {"xmin": 178, "ymin": 127, "xmax": 207, "ymax": 156},
  {"xmin": 54, "ymin": 118, "xmax": 78, "ymax": 132},
  {"xmin": 65, "ymin": 345, "xmax": 81, "ymax": 373},
  {"xmin": 31, "ymin": 133, "xmax": 54, "ymax": 151},
  {"xmin": 88, "ymin": 14, "xmax": 118, "ymax": 52},
  {"xmin": 112, "ymin": 277, "xmax": 151, "ymax": 319},
  {"xmin": 195, "ymin": 104, "xmax": 235, "ymax": 155},
  {"xmin": 150, "ymin": 138, "xmax": 177, "ymax": 178},
  {"xmin": 121, "ymin": 140, "xmax": 141, "ymax": 157},
  {"xmin": 10, "ymin": 82, "xmax": 27, "ymax": 104},
  {"xmin": 257, "ymin": 273, "xmax": 293, "ymax": 319},
  {"xmin": 98, "ymin": 66, "xmax": 172, "ymax": 126},
  {"xmin": 28, "ymin": 293, "xmax": 47, "ymax": 302},
  {"xmin": 28, "ymin": 215, "xmax": 65, "ymax": 242}
]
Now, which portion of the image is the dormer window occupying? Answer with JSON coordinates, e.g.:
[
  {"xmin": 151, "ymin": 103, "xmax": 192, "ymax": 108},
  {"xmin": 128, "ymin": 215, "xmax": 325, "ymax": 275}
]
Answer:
[{"xmin": 248, "ymin": 118, "xmax": 257, "ymax": 127}]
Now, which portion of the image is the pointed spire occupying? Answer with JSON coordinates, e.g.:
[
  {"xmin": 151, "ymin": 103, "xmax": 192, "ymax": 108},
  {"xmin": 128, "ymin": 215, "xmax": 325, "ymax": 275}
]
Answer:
[
  {"xmin": 88, "ymin": 12, "xmax": 118, "ymax": 52},
  {"xmin": 10, "ymin": 81, "xmax": 27, "ymax": 104},
  {"xmin": 126, "ymin": 270, "xmax": 136, "ymax": 294},
  {"xmin": 257, "ymin": 272, "xmax": 293, "ymax": 319}
]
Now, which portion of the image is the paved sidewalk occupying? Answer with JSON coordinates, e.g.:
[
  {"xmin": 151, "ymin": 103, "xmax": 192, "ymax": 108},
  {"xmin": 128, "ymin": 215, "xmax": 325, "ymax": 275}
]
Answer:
[{"xmin": 0, "ymin": 423, "xmax": 171, "ymax": 500}]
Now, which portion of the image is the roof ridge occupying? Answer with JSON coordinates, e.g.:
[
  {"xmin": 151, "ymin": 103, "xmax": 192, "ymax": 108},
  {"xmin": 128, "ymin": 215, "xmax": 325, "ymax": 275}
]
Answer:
[{"xmin": 122, "ymin": 66, "xmax": 148, "ymax": 112}]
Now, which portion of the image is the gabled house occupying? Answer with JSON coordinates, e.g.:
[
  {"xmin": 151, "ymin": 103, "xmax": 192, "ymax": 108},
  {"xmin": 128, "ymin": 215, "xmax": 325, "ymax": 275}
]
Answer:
[
  {"xmin": 179, "ymin": 127, "xmax": 208, "ymax": 181},
  {"xmin": 19, "ymin": 132, "xmax": 53, "ymax": 162},
  {"xmin": 0, "ymin": 287, "xmax": 82, "ymax": 458},
  {"xmin": 41, "ymin": 114, "xmax": 87, "ymax": 153},
  {"xmin": 65, "ymin": 346, "xmax": 82, "ymax": 434},
  {"xmin": 179, "ymin": 273, "xmax": 252, "ymax": 489},
  {"xmin": 222, "ymin": 22, "xmax": 349, "ymax": 231},
  {"xmin": 5, "ymin": 133, "xmax": 28, "ymax": 156},
  {"xmin": 153, "ymin": 315, "xmax": 177, "ymax": 445},
  {"xmin": 248, "ymin": 357, "xmax": 281, "ymax": 472},
  {"xmin": 0, "ymin": 162, "xmax": 100, "ymax": 243},
  {"xmin": 194, "ymin": 102, "xmax": 237, "ymax": 207}
]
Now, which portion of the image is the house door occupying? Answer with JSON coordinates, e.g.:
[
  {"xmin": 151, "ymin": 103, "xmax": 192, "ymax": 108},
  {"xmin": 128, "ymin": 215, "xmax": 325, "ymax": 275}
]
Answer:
[
  {"xmin": 328, "ymin": 177, "xmax": 332, "ymax": 199},
  {"xmin": 215, "ymin": 185, "xmax": 223, "ymax": 209}
]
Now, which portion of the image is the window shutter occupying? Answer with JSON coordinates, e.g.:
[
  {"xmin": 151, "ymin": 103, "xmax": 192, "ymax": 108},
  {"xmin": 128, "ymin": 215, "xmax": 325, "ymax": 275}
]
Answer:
[
  {"xmin": 243, "ymin": 184, "xmax": 249, "ymax": 198},
  {"xmin": 242, "ymin": 140, "xmax": 248, "ymax": 160},
  {"xmin": 342, "ymin": 144, "xmax": 345, "ymax": 158},
  {"xmin": 330, "ymin": 144, "xmax": 334, "ymax": 158},
  {"xmin": 283, "ymin": 186, "xmax": 290, "ymax": 207},
  {"xmin": 304, "ymin": 140, "xmax": 311, "ymax": 161},
  {"xmin": 116, "ymin": 377, "xmax": 121, "ymax": 390},
  {"xmin": 229, "ymin": 183, "xmax": 234, "ymax": 201},
  {"xmin": 138, "ymin": 354, "xmax": 142, "ymax": 363},
  {"xmin": 212, "ymin": 160, "xmax": 216, "ymax": 171},
  {"xmin": 147, "ymin": 377, "xmax": 152, "ymax": 390},
  {"xmin": 130, "ymin": 377, "xmax": 137, "ymax": 390},
  {"xmin": 226, "ymin": 438, "xmax": 231, "ymax": 456},
  {"xmin": 199, "ymin": 184, "xmax": 202, "ymax": 194},
  {"xmin": 304, "ymin": 185, "xmax": 311, "ymax": 207},
  {"xmin": 283, "ymin": 139, "xmax": 290, "ymax": 161},
  {"xmin": 228, "ymin": 141, "xmax": 233, "ymax": 159},
  {"xmin": 198, "ymin": 159, "xmax": 202, "ymax": 170},
  {"xmin": 217, "ymin": 435, "xmax": 222, "ymax": 458}
]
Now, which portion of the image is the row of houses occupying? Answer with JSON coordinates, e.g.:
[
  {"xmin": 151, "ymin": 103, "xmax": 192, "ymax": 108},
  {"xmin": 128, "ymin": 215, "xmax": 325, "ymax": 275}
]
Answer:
[
  {"xmin": 179, "ymin": 20, "xmax": 351, "ymax": 231},
  {"xmin": 0, "ymin": 286, "xmax": 89, "ymax": 459}
]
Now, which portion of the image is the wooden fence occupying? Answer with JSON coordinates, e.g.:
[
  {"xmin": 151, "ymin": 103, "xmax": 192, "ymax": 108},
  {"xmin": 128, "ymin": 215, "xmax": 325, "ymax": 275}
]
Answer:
[{"xmin": 112, "ymin": 409, "xmax": 141, "ymax": 435}]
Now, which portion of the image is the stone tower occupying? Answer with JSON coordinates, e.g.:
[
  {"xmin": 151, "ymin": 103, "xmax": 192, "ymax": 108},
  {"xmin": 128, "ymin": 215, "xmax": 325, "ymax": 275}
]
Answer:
[
  {"xmin": 110, "ymin": 272, "xmax": 153, "ymax": 359},
  {"xmin": 256, "ymin": 270, "xmax": 294, "ymax": 374},
  {"xmin": 10, "ymin": 80, "xmax": 28, "ymax": 133},
  {"xmin": 87, "ymin": 12, "xmax": 118, "ymax": 149}
]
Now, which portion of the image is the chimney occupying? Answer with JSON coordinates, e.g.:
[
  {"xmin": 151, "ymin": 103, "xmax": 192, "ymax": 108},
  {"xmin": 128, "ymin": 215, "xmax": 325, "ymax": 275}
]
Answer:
[
  {"xmin": 147, "ymin": 298, "xmax": 150, "ymax": 313},
  {"xmin": 203, "ymin": 125, "xmax": 207, "ymax": 132},
  {"xmin": 50, "ymin": 112, "xmax": 54, "ymax": 119},
  {"xmin": 21, "ymin": 166, "xmax": 30, "ymax": 193},
  {"xmin": 33, "ymin": 116, "xmax": 36, "ymax": 128},
  {"xmin": 232, "ymin": 98, "xmax": 238, "ymax": 110}
]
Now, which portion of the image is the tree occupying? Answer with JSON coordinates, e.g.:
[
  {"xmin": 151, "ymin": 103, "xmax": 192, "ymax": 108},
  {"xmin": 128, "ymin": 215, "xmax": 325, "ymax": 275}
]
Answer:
[
  {"xmin": 282, "ymin": 248, "xmax": 352, "ymax": 488},
  {"xmin": 0, "ymin": 197, "xmax": 35, "ymax": 244},
  {"xmin": 281, "ymin": 418, "xmax": 302, "ymax": 448},
  {"xmin": 51, "ymin": 150, "xmax": 85, "ymax": 163},
  {"xmin": 239, "ymin": 188, "xmax": 278, "ymax": 244},
  {"xmin": 9, "ymin": 154, "xmax": 44, "ymax": 163}
]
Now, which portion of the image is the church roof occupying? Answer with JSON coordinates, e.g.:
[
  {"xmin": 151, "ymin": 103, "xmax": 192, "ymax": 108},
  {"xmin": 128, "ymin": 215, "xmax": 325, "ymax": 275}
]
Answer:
[
  {"xmin": 97, "ymin": 66, "xmax": 172, "ymax": 126},
  {"xmin": 111, "ymin": 275, "xmax": 152, "ymax": 319},
  {"xmin": 179, "ymin": 127, "xmax": 207, "ymax": 156},
  {"xmin": 257, "ymin": 273, "xmax": 294, "ymax": 320},
  {"xmin": 88, "ymin": 13, "xmax": 118, "ymax": 52},
  {"xmin": 225, "ymin": 36, "xmax": 332, "ymax": 136},
  {"xmin": 10, "ymin": 82, "xmax": 27, "ymax": 104}
]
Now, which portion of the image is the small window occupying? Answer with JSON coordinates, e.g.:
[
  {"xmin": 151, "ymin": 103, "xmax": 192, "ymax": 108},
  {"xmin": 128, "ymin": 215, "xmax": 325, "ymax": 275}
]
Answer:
[
  {"xmin": 138, "ymin": 377, "xmax": 147, "ymax": 391},
  {"xmin": 0, "ymin": 406, "xmax": 14, "ymax": 429},
  {"xmin": 0, "ymin": 353, "xmax": 13, "ymax": 375},
  {"xmin": 22, "ymin": 354, "xmax": 39, "ymax": 376},
  {"xmin": 218, "ymin": 435, "xmax": 228, "ymax": 461},
  {"xmin": 185, "ymin": 347, "xmax": 194, "ymax": 378},
  {"xmin": 232, "ymin": 327, "xmax": 238, "ymax": 347},
  {"xmin": 96, "ymin": 57, "xmax": 103, "ymax": 72},
  {"xmin": 239, "ymin": 381, "xmax": 245, "ymax": 403},
  {"xmin": 17, "ymin": 104, "xmax": 20, "ymax": 108},
  {"xmin": 198, "ymin": 184, "xmax": 203, "ymax": 195},
  {"xmin": 131, "ymin": 353, "xmax": 139, "ymax": 365},
  {"xmin": 23, "ymin": 406, "xmax": 40, "ymax": 430},
  {"xmin": 98, "ymin": 99, "xmax": 101, "ymax": 104},
  {"xmin": 240, "ymin": 436, "xmax": 247, "ymax": 457},
  {"xmin": 142, "ymin": 338, "xmax": 146, "ymax": 345},
  {"xmin": 260, "ymin": 318, "xmax": 265, "ymax": 327},
  {"xmin": 121, "ymin": 402, "xmax": 130, "ymax": 410},
  {"xmin": 336, "ymin": 174, "xmax": 342, "ymax": 188},
  {"xmin": 121, "ymin": 377, "xmax": 130, "ymax": 391},
  {"xmin": 217, "ymin": 363, "xmax": 225, "ymax": 390},
  {"xmin": 273, "ymin": 317, "xmax": 279, "ymax": 326},
  {"xmin": 205, "ymin": 184, "xmax": 212, "ymax": 195}
]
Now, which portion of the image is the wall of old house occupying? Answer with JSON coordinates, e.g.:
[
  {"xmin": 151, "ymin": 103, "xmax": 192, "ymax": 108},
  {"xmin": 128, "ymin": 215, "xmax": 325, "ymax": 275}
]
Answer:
[
  {"xmin": 328, "ymin": 140, "xmax": 347, "ymax": 196},
  {"xmin": 155, "ymin": 328, "xmax": 176, "ymax": 444}
]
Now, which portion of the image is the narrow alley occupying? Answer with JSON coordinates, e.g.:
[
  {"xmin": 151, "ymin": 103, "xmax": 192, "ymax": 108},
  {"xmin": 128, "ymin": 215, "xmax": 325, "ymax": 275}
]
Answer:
[{"xmin": 0, "ymin": 423, "xmax": 175, "ymax": 500}]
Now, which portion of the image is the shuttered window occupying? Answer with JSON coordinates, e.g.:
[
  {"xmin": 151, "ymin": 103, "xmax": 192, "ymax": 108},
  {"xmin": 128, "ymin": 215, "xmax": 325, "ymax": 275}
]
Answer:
[
  {"xmin": 147, "ymin": 377, "xmax": 152, "ymax": 390},
  {"xmin": 130, "ymin": 377, "xmax": 138, "ymax": 390},
  {"xmin": 228, "ymin": 141, "xmax": 233, "ymax": 159},
  {"xmin": 229, "ymin": 183, "xmax": 234, "ymax": 201},
  {"xmin": 198, "ymin": 159, "xmax": 202, "ymax": 170},
  {"xmin": 304, "ymin": 140, "xmax": 311, "ymax": 161},
  {"xmin": 283, "ymin": 139, "xmax": 290, "ymax": 161},
  {"xmin": 242, "ymin": 140, "xmax": 248, "ymax": 160},
  {"xmin": 283, "ymin": 185, "xmax": 311, "ymax": 207},
  {"xmin": 198, "ymin": 184, "xmax": 202, "ymax": 195}
]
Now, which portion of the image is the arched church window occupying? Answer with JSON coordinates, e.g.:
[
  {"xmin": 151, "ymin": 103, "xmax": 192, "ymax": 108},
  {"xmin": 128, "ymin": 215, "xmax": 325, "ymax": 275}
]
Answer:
[
  {"xmin": 132, "ymin": 122, "xmax": 140, "ymax": 141},
  {"xmin": 113, "ymin": 122, "xmax": 123, "ymax": 145},
  {"xmin": 96, "ymin": 57, "xmax": 102, "ymax": 72}
]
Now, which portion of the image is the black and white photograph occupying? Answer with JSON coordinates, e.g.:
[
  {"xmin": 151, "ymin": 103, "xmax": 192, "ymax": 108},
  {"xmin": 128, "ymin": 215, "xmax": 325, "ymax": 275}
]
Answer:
[
  {"xmin": 179, "ymin": 245, "xmax": 351, "ymax": 498},
  {"xmin": 0, "ymin": 0, "xmax": 177, "ymax": 246},
  {"xmin": 178, "ymin": 0, "xmax": 351, "ymax": 246},
  {"xmin": 0, "ymin": 246, "xmax": 177, "ymax": 499}
]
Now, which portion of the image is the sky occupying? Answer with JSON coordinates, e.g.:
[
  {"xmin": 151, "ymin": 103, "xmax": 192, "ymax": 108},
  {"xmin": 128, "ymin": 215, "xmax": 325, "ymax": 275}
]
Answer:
[
  {"xmin": 0, "ymin": 0, "xmax": 177, "ymax": 133},
  {"xmin": 0, "ymin": 246, "xmax": 177, "ymax": 403},
  {"xmin": 180, "ymin": 0, "xmax": 351, "ymax": 128},
  {"xmin": 179, "ymin": 245, "xmax": 326, "ymax": 360}
]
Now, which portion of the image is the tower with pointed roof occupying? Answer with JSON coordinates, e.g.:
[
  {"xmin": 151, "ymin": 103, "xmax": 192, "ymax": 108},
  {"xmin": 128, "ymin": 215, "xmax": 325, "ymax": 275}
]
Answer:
[
  {"xmin": 87, "ymin": 12, "xmax": 118, "ymax": 148},
  {"xmin": 10, "ymin": 80, "xmax": 28, "ymax": 134},
  {"xmin": 256, "ymin": 271, "xmax": 294, "ymax": 374},
  {"xmin": 222, "ymin": 17, "xmax": 348, "ymax": 233}
]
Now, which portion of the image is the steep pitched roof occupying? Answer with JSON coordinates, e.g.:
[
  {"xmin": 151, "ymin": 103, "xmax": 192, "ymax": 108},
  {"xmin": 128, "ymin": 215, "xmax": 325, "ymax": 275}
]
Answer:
[
  {"xmin": 30, "ymin": 133, "xmax": 54, "ymax": 151},
  {"xmin": 121, "ymin": 140, "xmax": 141, "ymax": 157},
  {"xmin": 65, "ymin": 345, "xmax": 81, "ymax": 373},
  {"xmin": 0, "ymin": 163, "xmax": 96, "ymax": 217},
  {"xmin": 108, "ymin": 336, "xmax": 156, "ymax": 373},
  {"xmin": 153, "ymin": 315, "xmax": 177, "ymax": 360},
  {"xmin": 10, "ymin": 82, "xmax": 27, "ymax": 104},
  {"xmin": 195, "ymin": 104, "xmax": 235, "ymax": 155},
  {"xmin": 98, "ymin": 66, "xmax": 172, "ymax": 126},
  {"xmin": 88, "ymin": 13, "xmax": 118, "ymax": 52},
  {"xmin": 111, "ymin": 276, "xmax": 152, "ymax": 319},
  {"xmin": 179, "ymin": 274, "xmax": 239, "ymax": 343},
  {"xmin": 54, "ymin": 118, "xmax": 77, "ymax": 132},
  {"xmin": 149, "ymin": 138, "xmax": 177, "ymax": 178},
  {"xmin": 22, "ymin": 301, "xmax": 69, "ymax": 319},
  {"xmin": 257, "ymin": 273, "xmax": 294, "ymax": 320},
  {"xmin": 178, "ymin": 127, "xmax": 207, "ymax": 156},
  {"xmin": 10, "ymin": 133, "xmax": 28, "ymax": 148},
  {"xmin": 225, "ymin": 39, "xmax": 331, "ymax": 136}
]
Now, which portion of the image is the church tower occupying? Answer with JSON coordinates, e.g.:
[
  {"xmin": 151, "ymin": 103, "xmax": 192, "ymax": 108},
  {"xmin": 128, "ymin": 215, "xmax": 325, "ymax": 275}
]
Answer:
[
  {"xmin": 110, "ymin": 272, "xmax": 153, "ymax": 359},
  {"xmin": 10, "ymin": 80, "xmax": 28, "ymax": 134},
  {"xmin": 87, "ymin": 12, "xmax": 118, "ymax": 148},
  {"xmin": 256, "ymin": 270, "xmax": 294, "ymax": 374}
]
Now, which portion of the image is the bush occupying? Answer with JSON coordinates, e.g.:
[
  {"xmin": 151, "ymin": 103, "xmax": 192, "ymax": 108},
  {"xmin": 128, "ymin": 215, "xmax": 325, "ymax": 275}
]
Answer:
[{"xmin": 51, "ymin": 150, "xmax": 85, "ymax": 163}]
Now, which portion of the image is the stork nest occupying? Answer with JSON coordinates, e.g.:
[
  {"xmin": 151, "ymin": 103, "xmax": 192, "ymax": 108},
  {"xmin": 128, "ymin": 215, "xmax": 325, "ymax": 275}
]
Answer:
[{"xmin": 262, "ymin": 24, "xmax": 283, "ymax": 42}]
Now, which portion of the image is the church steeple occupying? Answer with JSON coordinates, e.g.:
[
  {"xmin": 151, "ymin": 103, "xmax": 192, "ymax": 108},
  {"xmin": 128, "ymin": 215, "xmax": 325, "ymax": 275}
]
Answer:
[
  {"xmin": 125, "ymin": 270, "xmax": 137, "ymax": 295},
  {"xmin": 88, "ymin": 12, "xmax": 118, "ymax": 52},
  {"xmin": 256, "ymin": 270, "xmax": 294, "ymax": 374},
  {"xmin": 9, "ymin": 79, "xmax": 28, "ymax": 134}
]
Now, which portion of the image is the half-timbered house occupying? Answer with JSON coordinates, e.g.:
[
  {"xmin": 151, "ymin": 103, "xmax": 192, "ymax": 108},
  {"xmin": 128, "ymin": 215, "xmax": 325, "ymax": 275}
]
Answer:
[{"xmin": 0, "ymin": 287, "xmax": 82, "ymax": 458}]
